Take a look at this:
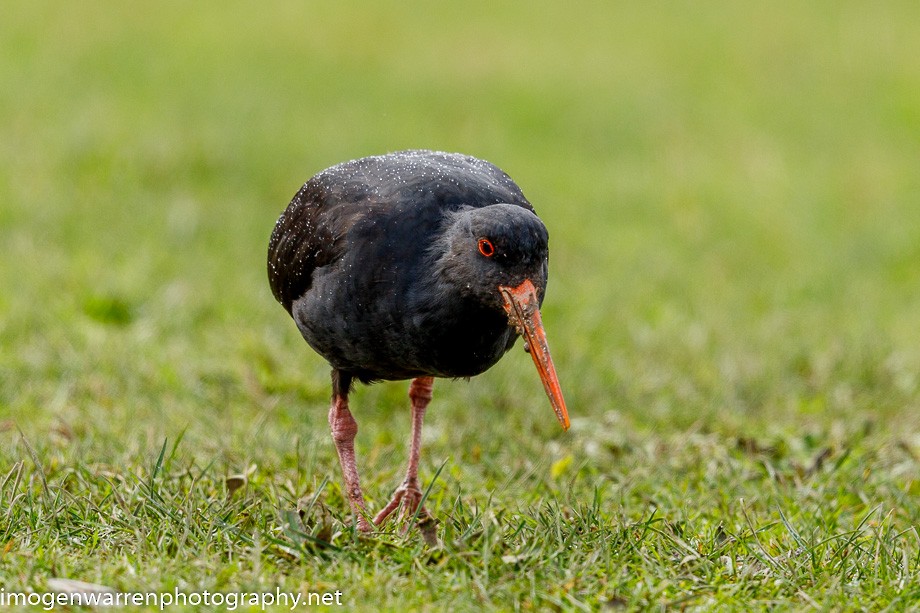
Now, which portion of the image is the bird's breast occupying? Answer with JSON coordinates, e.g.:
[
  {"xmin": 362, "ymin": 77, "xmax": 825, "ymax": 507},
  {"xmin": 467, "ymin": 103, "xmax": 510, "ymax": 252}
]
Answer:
[
  {"xmin": 410, "ymin": 299, "xmax": 516, "ymax": 378},
  {"xmin": 293, "ymin": 268, "xmax": 515, "ymax": 381}
]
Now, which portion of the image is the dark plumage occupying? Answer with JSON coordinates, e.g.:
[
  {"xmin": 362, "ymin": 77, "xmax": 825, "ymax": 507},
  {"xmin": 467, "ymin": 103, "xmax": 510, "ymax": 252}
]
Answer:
[{"xmin": 268, "ymin": 150, "xmax": 568, "ymax": 535}]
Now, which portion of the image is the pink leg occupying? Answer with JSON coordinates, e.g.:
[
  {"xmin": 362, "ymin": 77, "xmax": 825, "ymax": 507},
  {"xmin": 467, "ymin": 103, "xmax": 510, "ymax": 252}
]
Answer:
[
  {"xmin": 373, "ymin": 376, "xmax": 434, "ymax": 527},
  {"xmin": 329, "ymin": 393, "xmax": 372, "ymax": 532}
]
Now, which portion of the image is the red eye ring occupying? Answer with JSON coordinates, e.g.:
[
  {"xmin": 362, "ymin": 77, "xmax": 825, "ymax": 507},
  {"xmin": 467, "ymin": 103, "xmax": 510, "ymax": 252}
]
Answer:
[{"xmin": 478, "ymin": 238, "xmax": 495, "ymax": 257}]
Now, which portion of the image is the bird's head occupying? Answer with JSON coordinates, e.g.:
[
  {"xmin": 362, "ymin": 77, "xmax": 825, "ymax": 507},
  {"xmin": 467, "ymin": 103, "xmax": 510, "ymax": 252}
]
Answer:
[{"xmin": 437, "ymin": 203, "xmax": 570, "ymax": 430}]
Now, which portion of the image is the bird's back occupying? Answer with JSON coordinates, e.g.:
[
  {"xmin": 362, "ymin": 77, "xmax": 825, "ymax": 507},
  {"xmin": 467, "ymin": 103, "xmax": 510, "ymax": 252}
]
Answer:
[{"xmin": 268, "ymin": 150, "xmax": 531, "ymax": 312}]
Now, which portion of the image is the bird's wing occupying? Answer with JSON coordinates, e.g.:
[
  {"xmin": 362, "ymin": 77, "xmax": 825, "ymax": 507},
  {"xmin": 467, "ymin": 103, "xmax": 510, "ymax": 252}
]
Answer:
[{"xmin": 267, "ymin": 178, "xmax": 368, "ymax": 313}]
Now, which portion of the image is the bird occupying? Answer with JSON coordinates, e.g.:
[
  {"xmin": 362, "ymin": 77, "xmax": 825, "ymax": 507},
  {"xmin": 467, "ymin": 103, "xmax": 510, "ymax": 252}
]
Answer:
[{"xmin": 267, "ymin": 150, "xmax": 569, "ymax": 534}]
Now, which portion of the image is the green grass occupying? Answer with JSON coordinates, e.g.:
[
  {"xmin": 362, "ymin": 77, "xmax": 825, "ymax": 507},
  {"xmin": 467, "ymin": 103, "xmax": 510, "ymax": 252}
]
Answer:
[{"xmin": 2, "ymin": 1, "xmax": 920, "ymax": 610}]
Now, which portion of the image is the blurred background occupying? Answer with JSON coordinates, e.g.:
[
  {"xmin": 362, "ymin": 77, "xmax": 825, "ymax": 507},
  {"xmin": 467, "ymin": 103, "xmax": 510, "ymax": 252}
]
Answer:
[{"xmin": 2, "ymin": 1, "xmax": 919, "ymax": 465}]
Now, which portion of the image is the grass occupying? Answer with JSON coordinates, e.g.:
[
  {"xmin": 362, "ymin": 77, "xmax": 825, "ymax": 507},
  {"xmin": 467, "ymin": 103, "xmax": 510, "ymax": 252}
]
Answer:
[{"xmin": 2, "ymin": 1, "xmax": 919, "ymax": 610}]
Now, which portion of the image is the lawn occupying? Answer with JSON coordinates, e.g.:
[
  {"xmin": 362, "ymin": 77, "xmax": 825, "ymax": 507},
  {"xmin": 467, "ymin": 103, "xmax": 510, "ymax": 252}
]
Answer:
[{"xmin": 2, "ymin": 1, "xmax": 919, "ymax": 610}]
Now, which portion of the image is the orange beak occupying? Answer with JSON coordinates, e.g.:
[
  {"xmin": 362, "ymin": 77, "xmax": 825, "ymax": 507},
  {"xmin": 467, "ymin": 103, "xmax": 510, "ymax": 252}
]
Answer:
[{"xmin": 498, "ymin": 279, "xmax": 570, "ymax": 431}]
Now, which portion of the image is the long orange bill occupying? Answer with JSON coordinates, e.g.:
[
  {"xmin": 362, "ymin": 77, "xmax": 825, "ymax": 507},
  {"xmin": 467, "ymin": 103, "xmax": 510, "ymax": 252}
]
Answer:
[{"xmin": 498, "ymin": 279, "xmax": 570, "ymax": 431}]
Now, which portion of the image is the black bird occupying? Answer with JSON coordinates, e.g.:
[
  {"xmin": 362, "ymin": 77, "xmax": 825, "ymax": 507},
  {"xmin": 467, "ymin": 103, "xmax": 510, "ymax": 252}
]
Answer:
[{"xmin": 268, "ymin": 150, "xmax": 568, "ymax": 533}]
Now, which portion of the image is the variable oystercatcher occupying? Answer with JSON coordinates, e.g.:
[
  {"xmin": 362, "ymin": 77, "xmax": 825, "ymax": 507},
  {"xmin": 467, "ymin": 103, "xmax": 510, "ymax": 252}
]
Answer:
[{"xmin": 268, "ymin": 150, "xmax": 569, "ymax": 534}]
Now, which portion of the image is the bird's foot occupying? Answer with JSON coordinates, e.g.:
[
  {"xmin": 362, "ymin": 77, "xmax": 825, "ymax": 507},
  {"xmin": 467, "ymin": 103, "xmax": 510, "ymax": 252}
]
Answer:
[
  {"xmin": 355, "ymin": 516, "xmax": 374, "ymax": 534},
  {"xmin": 373, "ymin": 480, "xmax": 432, "ymax": 531}
]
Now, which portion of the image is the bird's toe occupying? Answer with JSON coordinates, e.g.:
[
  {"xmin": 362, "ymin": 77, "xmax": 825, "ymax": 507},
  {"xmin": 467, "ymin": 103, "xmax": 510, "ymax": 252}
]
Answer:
[{"xmin": 373, "ymin": 480, "xmax": 431, "ymax": 529}]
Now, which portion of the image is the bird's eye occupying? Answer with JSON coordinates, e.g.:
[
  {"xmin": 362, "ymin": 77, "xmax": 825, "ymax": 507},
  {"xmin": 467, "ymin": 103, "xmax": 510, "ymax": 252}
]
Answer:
[{"xmin": 478, "ymin": 238, "xmax": 495, "ymax": 257}]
